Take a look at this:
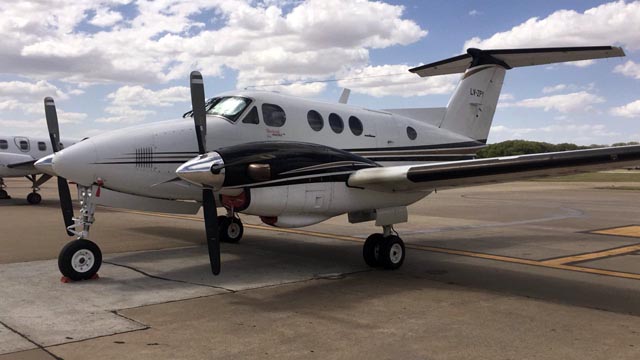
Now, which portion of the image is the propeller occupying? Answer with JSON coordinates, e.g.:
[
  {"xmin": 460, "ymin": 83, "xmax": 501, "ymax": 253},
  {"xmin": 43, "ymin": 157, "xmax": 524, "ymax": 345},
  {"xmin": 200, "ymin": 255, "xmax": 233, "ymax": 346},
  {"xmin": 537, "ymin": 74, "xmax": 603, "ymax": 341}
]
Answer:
[
  {"xmin": 190, "ymin": 71, "xmax": 221, "ymax": 275},
  {"xmin": 44, "ymin": 97, "xmax": 75, "ymax": 237}
]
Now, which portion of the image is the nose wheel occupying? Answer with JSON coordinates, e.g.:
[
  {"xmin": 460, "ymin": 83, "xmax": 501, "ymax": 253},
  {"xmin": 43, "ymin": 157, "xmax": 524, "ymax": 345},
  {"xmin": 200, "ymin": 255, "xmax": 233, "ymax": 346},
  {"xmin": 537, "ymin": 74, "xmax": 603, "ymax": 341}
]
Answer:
[
  {"xmin": 58, "ymin": 239, "xmax": 102, "ymax": 281},
  {"xmin": 363, "ymin": 230, "xmax": 405, "ymax": 270},
  {"xmin": 27, "ymin": 192, "xmax": 42, "ymax": 205}
]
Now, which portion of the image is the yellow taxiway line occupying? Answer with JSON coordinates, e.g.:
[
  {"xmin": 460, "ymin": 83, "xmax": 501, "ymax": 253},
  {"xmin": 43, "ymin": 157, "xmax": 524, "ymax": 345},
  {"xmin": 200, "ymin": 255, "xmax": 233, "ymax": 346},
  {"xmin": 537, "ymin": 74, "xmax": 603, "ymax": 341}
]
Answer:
[
  {"xmin": 542, "ymin": 244, "xmax": 640, "ymax": 266},
  {"xmin": 108, "ymin": 208, "xmax": 640, "ymax": 281}
]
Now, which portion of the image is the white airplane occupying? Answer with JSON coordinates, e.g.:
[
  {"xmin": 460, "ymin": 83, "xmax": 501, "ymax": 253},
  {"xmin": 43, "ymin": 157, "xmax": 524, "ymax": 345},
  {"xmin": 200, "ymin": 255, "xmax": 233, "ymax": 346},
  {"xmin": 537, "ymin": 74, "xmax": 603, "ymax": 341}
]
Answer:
[
  {"xmin": 35, "ymin": 46, "xmax": 640, "ymax": 282},
  {"xmin": 0, "ymin": 130, "xmax": 77, "ymax": 203}
]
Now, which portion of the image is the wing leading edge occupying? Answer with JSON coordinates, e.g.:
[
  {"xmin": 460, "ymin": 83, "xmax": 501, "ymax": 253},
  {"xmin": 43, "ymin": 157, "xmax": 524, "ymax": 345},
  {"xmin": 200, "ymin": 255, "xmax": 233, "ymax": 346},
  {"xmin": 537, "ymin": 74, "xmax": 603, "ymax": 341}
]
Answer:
[{"xmin": 348, "ymin": 145, "xmax": 640, "ymax": 192}]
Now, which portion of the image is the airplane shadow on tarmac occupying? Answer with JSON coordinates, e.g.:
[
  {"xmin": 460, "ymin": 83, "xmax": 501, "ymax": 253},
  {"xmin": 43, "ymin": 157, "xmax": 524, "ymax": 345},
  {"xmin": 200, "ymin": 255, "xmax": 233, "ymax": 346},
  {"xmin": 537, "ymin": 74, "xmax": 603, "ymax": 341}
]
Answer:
[{"xmin": 104, "ymin": 226, "xmax": 640, "ymax": 317}]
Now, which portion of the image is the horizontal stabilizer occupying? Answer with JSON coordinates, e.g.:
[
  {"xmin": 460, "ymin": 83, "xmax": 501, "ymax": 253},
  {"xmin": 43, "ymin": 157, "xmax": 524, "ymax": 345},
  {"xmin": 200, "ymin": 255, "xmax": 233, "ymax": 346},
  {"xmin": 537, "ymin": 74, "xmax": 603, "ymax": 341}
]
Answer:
[
  {"xmin": 410, "ymin": 46, "xmax": 625, "ymax": 77},
  {"xmin": 348, "ymin": 145, "xmax": 640, "ymax": 192}
]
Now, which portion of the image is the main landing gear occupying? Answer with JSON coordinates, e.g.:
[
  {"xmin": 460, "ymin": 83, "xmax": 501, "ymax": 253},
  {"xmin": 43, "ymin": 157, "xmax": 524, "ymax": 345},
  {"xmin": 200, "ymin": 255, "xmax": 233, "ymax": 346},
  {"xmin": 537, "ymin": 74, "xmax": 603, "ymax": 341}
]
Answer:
[
  {"xmin": 363, "ymin": 226, "xmax": 405, "ymax": 270},
  {"xmin": 25, "ymin": 174, "xmax": 52, "ymax": 205},
  {"xmin": 58, "ymin": 185, "xmax": 102, "ymax": 281},
  {"xmin": 217, "ymin": 210, "xmax": 244, "ymax": 243},
  {"xmin": 0, "ymin": 178, "xmax": 9, "ymax": 200}
]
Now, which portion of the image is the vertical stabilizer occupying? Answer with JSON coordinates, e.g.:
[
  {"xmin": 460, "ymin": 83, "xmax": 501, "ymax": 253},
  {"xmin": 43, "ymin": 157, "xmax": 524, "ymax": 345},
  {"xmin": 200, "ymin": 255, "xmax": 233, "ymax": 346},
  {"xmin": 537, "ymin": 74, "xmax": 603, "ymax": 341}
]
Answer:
[
  {"xmin": 441, "ymin": 65, "xmax": 505, "ymax": 142},
  {"xmin": 408, "ymin": 46, "xmax": 625, "ymax": 142}
]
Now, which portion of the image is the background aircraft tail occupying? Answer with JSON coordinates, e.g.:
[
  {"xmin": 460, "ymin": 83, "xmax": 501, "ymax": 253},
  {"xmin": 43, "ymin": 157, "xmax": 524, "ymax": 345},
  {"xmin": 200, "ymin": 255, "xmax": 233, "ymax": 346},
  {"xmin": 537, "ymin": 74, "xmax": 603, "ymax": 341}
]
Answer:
[{"xmin": 408, "ymin": 46, "xmax": 625, "ymax": 143}]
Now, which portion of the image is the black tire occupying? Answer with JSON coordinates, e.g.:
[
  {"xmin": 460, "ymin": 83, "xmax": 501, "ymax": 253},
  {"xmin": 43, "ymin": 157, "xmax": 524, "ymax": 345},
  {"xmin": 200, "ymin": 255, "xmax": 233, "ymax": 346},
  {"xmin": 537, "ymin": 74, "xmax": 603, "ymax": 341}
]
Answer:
[
  {"xmin": 378, "ymin": 235, "xmax": 405, "ymax": 270},
  {"xmin": 0, "ymin": 189, "xmax": 9, "ymax": 199},
  {"xmin": 363, "ymin": 233, "xmax": 384, "ymax": 267},
  {"xmin": 220, "ymin": 217, "xmax": 243, "ymax": 243},
  {"xmin": 58, "ymin": 239, "xmax": 102, "ymax": 281},
  {"xmin": 26, "ymin": 192, "xmax": 41, "ymax": 205}
]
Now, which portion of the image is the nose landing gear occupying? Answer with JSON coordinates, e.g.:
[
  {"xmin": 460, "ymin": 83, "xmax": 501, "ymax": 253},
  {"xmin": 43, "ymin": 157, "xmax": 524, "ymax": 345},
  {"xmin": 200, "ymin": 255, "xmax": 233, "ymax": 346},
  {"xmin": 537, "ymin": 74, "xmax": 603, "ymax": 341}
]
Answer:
[
  {"xmin": 363, "ymin": 226, "xmax": 405, "ymax": 270},
  {"xmin": 24, "ymin": 174, "xmax": 52, "ymax": 205},
  {"xmin": 58, "ymin": 185, "xmax": 102, "ymax": 281}
]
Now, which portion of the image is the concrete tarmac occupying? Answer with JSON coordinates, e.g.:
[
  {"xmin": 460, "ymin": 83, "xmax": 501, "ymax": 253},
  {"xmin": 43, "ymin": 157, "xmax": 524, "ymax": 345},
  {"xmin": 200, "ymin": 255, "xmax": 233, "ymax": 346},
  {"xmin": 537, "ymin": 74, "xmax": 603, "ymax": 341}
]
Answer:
[{"xmin": 0, "ymin": 177, "xmax": 639, "ymax": 359}]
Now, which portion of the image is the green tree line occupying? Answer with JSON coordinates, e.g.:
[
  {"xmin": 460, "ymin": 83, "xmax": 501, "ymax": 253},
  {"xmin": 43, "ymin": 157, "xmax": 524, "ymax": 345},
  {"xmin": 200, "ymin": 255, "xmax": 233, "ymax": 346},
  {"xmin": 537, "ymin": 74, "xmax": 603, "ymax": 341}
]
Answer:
[{"xmin": 476, "ymin": 140, "xmax": 639, "ymax": 158}]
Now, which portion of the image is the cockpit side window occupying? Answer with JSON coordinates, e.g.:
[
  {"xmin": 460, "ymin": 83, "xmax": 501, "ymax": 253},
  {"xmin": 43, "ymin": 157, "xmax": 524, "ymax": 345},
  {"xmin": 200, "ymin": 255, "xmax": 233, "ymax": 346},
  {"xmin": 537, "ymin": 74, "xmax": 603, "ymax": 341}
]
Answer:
[
  {"xmin": 242, "ymin": 106, "xmax": 260, "ymax": 124},
  {"xmin": 0, "ymin": 139, "xmax": 7, "ymax": 150},
  {"xmin": 207, "ymin": 96, "xmax": 251, "ymax": 122},
  {"xmin": 262, "ymin": 103, "xmax": 286, "ymax": 127}
]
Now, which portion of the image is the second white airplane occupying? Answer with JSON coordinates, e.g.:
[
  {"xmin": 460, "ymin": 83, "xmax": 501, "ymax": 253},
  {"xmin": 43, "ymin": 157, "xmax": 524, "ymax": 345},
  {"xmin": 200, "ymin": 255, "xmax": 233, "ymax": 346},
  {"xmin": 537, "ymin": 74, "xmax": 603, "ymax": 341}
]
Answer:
[{"xmin": 35, "ymin": 46, "xmax": 640, "ymax": 281}]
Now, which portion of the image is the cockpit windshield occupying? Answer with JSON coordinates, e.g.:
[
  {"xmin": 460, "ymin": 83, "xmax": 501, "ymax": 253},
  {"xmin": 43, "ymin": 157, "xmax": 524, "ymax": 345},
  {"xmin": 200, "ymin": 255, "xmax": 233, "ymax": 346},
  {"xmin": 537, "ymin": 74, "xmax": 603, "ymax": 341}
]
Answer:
[
  {"xmin": 207, "ymin": 96, "xmax": 251, "ymax": 122},
  {"xmin": 182, "ymin": 96, "xmax": 251, "ymax": 122}
]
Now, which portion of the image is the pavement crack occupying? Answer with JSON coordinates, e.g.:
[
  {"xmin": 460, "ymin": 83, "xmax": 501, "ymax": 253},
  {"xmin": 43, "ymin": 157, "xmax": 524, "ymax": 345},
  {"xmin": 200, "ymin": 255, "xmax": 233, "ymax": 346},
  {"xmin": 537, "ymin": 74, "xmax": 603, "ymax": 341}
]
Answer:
[
  {"xmin": 0, "ymin": 320, "xmax": 62, "ymax": 359},
  {"xmin": 103, "ymin": 261, "xmax": 235, "ymax": 293}
]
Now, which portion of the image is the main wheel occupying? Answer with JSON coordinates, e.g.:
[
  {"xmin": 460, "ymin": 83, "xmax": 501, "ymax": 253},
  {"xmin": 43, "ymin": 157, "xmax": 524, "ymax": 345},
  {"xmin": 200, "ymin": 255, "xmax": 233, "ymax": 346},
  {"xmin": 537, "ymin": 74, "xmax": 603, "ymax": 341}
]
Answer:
[
  {"xmin": 363, "ymin": 233, "xmax": 384, "ymax": 267},
  {"xmin": 378, "ymin": 235, "xmax": 405, "ymax": 270},
  {"xmin": 58, "ymin": 239, "xmax": 102, "ymax": 281},
  {"xmin": 27, "ymin": 192, "xmax": 41, "ymax": 204},
  {"xmin": 0, "ymin": 189, "xmax": 9, "ymax": 199},
  {"xmin": 219, "ymin": 217, "xmax": 244, "ymax": 243}
]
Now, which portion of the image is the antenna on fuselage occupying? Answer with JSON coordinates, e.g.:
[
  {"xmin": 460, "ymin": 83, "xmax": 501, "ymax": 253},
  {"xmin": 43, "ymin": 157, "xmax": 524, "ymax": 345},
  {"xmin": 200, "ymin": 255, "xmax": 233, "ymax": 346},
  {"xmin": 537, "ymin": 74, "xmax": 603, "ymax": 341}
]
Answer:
[{"xmin": 338, "ymin": 88, "xmax": 351, "ymax": 104}]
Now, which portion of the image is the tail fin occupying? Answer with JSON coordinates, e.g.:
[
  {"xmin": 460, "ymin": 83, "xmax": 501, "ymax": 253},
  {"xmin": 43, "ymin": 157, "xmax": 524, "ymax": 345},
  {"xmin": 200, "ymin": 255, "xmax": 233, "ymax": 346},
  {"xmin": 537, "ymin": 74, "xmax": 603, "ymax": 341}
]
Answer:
[{"xmin": 409, "ymin": 46, "xmax": 625, "ymax": 142}]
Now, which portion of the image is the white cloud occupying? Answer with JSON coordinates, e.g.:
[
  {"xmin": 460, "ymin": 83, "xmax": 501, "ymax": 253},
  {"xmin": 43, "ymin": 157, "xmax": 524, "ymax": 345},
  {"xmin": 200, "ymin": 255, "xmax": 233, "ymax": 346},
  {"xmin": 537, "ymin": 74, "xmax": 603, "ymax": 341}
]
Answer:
[
  {"xmin": 542, "ymin": 84, "xmax": 567, "ymax": 94},
  {"xmin": 0, "ymin": 0, "xmax": 427, "ymax": 94},
  {"xmin": 97, "ymin": 85, "xmax": 190, "ymax": 123},
  {"xmin": 499, "ymin": 93, "xmax": 514, "ymax": 101},
  {"xmin": 337, "ymin": 64, "xmax": 458, "ymax": 97},
  {"xmin": 610, "ymin": 99, "xmax": 640, "ymax": 118},
  {"xmin": 614, "ymin": 60, "xmax": 640, "ymax": 80},
  {"xmin": 468, "ymin": 10, "xmax": 480, "ymax": 16},
  {"xmin": 501, "ymin": 91, "xmax": 605, "ymax": 113},
  {"xmin": 464, "ymin": 1, "xmax": 640, "ymax": 53},
  {"xmin": 89, "ymin": 7, "xmax": 124, "ymax": 27},
  {"xmin": 107, "ymin": 85, "xmax": 190, "ymax": 107}
]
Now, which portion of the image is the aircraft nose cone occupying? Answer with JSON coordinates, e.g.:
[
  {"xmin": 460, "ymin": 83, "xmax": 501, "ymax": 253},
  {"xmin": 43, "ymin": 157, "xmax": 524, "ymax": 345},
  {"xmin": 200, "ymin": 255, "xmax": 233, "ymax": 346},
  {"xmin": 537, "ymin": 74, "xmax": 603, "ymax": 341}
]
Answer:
[
  {"xmin": 34, "ymin": 154, "xmax": 57, "ymax": 176},
  {"xmin": 52, "ymin": 139, "xmax": 98, "ymax": 186}
]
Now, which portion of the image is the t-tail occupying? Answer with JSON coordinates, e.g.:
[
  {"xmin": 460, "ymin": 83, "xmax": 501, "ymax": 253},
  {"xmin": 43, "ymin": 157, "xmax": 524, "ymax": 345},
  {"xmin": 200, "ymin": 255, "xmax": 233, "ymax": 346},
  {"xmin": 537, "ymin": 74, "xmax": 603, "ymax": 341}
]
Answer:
[{"xmin": 408, "ymin": 46, "xmax": 625, "ymax": 143}]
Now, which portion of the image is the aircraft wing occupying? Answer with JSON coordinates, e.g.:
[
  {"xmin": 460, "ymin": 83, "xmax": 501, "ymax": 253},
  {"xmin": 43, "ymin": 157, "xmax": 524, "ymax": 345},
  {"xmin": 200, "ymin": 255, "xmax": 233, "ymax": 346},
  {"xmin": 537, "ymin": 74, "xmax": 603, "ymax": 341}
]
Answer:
[
  {"xmin": 347, "ymin": 145, "xmax": 640, "ymax": 192},
  {"xmin": 6, "ymin": 159, "xmax": 37, "ymax": 170}
]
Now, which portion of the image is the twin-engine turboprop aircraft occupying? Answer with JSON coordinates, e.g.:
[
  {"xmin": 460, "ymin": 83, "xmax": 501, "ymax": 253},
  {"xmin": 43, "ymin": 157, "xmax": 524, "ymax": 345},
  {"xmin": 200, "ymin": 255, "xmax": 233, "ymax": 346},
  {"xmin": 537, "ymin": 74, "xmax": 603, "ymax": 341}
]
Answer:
[
  {"xmin": 35, "ymin": 46, "xmax": 640, "ymax": 281},
  {"xmin": 0, "ymin": 130, "xmax": 77, "ymax": 203}
]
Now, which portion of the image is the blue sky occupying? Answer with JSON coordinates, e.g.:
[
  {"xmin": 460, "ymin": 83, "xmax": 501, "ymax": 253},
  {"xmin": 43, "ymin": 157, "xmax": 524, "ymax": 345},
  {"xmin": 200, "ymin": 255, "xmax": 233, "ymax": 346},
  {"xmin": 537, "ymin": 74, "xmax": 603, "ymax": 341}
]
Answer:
[{"xmin": 0, "ymin": 0, "xmax": 639, "ymax": 145}]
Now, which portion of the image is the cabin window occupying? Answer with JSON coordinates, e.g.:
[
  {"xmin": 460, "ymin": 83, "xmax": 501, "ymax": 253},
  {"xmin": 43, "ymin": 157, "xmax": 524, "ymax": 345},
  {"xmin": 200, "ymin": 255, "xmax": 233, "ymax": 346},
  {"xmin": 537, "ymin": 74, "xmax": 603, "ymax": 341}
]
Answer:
[
  {"xmin": 242, "ymin": 106, "xmax": 259, "ymax": 124},
  {"xmin": 207, "ymin": 96, "xmax": 251, "ymax": 122},
  {"xmin": 0, "ymin": 140, "xmax": 7, "ymax": 150},
  {"xmin": 262, "ymin": 103, "xmax": 286, "ymax": 127},
  {"xmin": 307, "ymin": 110, "xmax": 324, "ymax": 131},
  {"xmin": 18, "ymin": 140, "xmax": 29, "ymax": 151},
  {"xmin": 348, "ymin": 116, "xmax": 363, "ymax": 136},
  {"xmin": 38, "ymin": 141, "xmax": 47, "ymax": 151},
  {"xmin": 406, "ymin": 126, "xmax": 417, "ymax": 140},
  {"xmin": 329, "ymin": 113, "xmax": 344, "ymax": 133}
]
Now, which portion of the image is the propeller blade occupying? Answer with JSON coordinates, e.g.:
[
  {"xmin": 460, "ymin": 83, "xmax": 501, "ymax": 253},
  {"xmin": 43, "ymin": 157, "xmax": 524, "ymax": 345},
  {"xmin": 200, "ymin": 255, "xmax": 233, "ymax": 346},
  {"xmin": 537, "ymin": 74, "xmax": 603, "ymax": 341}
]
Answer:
[
  {"xmin": 202, "ymin": 188, "xmax": 220, "ymax": 275},
  {"xmin": 189, "ymin": 72, "xmax": 221, "ymax": 275},
  {"xmin": 44, "ymin": 97, "xmax": 61, "ymax": 153},
  {"xmin": 58, "ymin": 177, "xmax": 75, "ymax": 236},
  {"xmin": 190, "ymin": 71, "xmax": 207, "ymax": 155},
  {"xmin": 43, "ymin": 97, "xmax": 75, "ymax": 237}
]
